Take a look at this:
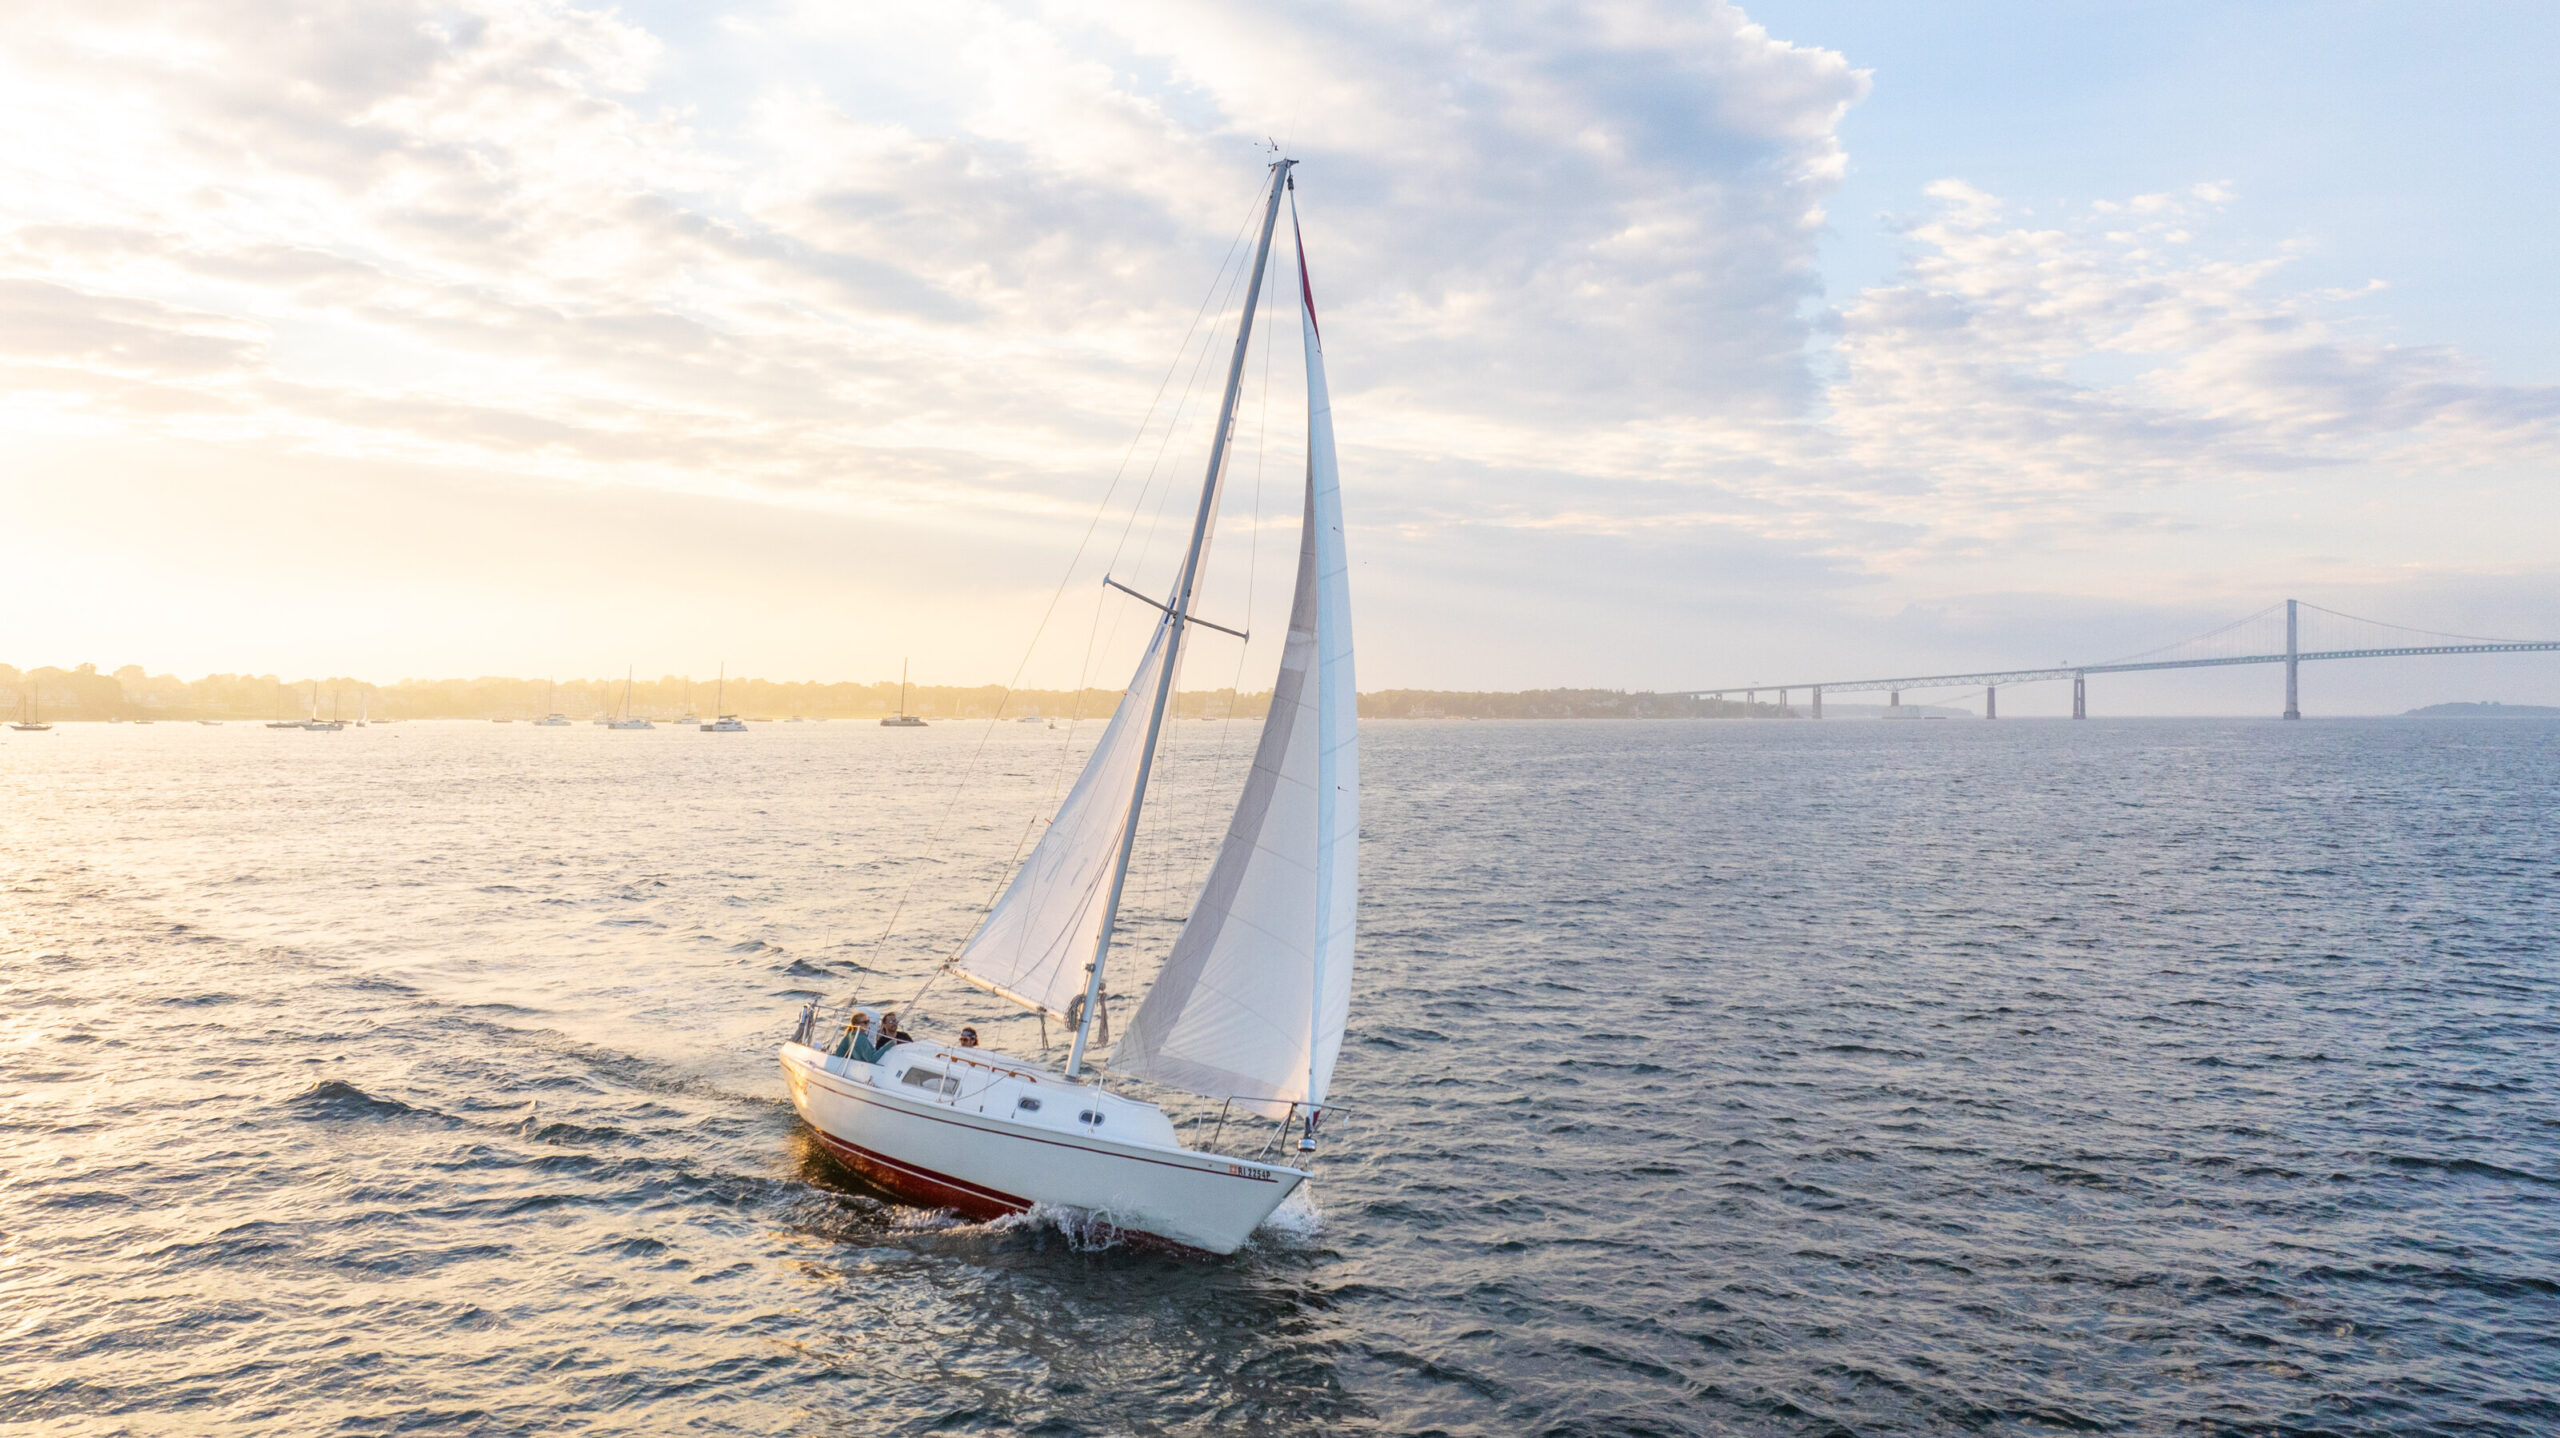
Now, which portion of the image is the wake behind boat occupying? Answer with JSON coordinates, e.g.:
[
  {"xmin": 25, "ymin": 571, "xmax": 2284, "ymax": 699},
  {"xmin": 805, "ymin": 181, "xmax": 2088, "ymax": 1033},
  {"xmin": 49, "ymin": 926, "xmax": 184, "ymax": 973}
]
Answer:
[{"xmin": 782, "ymin": 159, "xmax": 1356, "ymax": 1256}]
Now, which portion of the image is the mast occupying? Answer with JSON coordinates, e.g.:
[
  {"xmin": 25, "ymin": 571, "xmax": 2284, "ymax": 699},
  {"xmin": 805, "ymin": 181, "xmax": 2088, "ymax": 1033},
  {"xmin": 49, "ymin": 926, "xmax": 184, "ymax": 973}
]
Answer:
[{"xmin": 1065, "ymin": 157, "xmax": 1294, "ymax": 1078}]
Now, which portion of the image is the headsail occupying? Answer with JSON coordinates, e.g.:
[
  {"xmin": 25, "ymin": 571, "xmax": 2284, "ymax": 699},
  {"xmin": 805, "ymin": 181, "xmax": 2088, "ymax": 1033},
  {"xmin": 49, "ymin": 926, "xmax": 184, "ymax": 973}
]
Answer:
[
  {"xmin": 948, "ymin": 617, "xmax": 1176, "ymax": 1020},
  {"xmin": 1116, "ymin": 195, "xmax": 1358, "ymax": 1117}
]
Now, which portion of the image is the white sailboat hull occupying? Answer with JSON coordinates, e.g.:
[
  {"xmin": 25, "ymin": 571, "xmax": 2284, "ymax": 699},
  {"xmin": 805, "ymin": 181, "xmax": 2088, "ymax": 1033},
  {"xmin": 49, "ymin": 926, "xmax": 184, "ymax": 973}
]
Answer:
[{"xmin": 778, "ymin": 1041, "xmax": 1303, "ymax": 1256}]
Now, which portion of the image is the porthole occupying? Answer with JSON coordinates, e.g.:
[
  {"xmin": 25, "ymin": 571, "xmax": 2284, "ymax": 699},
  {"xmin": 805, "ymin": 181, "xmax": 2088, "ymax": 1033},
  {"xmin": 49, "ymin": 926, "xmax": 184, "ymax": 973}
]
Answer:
[{"xmin": 1015, "ymin": 1095, "xmax": 1042, "ymax": 1112}]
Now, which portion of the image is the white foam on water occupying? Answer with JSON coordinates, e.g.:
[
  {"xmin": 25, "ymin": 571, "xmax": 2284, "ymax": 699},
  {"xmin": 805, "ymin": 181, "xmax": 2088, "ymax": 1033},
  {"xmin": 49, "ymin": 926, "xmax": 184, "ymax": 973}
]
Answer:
[
  {"xmin": 985, "ymin": 1201, "xmax": 1135, "ymax": 1252},
  {"xmin": 1254, "ymin": 1182, "xmax": 1323, "ymax": 1248},
  {"xmin": 881, "ymin": 1203, "xmax": 974, "ymax": 1234}
]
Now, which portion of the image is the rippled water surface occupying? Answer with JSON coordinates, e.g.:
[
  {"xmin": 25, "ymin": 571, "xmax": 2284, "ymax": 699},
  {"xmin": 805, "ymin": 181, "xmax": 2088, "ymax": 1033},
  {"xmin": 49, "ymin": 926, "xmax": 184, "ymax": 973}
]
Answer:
[{"xmin": 4, "ymin": 717, "xmax": 2556, "ymax": 1435}]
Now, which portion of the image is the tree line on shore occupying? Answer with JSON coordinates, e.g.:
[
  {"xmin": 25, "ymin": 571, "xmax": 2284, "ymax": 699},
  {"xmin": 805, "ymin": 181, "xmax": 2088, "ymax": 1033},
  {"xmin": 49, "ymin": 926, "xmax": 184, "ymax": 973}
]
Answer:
[{"xmin": 1, "ymin": 664, "xmax": 1796, "ymax": 723}]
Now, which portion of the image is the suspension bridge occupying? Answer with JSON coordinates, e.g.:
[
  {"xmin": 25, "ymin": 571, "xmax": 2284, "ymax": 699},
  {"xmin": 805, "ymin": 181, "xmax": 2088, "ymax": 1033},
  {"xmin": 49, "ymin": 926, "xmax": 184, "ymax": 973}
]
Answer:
[{"xmin": 1678, "ymin": 600, "xmax": 2560, "ymax": 718}]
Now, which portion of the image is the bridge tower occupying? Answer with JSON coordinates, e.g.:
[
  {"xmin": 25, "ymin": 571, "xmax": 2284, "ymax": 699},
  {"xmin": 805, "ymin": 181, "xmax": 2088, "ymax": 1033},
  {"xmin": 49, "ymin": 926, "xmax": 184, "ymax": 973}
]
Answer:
[
  {"xmin": 1811, "ymin": 686, "xmax": 1822, "ymax": 719},
  {"xmin": 1985, "ymin": 685, "xmax": 1997, "ymax": 720},
  {"xmin": 1889, "ymin": 690, "xmax": 1900, "ymax": 711},
  {"xmin": 2283, "ymin": 598, "xmax": 2301, "ymax": 720},
  {"xmin": 2071, "ymin": 672, "xmax": 2086, "ymax": 719},
  {"xmin": 1779, "ymin": 688, "xmax": 1789, "ymax": 715}
]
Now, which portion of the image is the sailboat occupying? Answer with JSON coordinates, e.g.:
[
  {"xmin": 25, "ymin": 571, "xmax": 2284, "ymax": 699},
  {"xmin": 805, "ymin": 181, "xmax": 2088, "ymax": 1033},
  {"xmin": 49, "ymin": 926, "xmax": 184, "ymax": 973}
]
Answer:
[
  {"xmin": 781, "ymin": 159, "xmax": 1355, "ymax": 1256},
  {"xmin": 535, "ymin": 680, "xmax": 572, "ymax": 726},
  {"xmin": 879, "ymin": 660, "xmax": 928, "ymax": 727},
  {"xmin": 303, "ymin": 685, "xmax": 344, "ymax": 731},
  {"xmin": 10, "ymin": 685, "xmax": 49, "ymax": 731},
  {"xmin": 704, "ymin": 663, "xmax": 747, "ymax": 731},
  {"xmin": 608, "ymin": 667, "xmax": 654, "ymax": 729}
]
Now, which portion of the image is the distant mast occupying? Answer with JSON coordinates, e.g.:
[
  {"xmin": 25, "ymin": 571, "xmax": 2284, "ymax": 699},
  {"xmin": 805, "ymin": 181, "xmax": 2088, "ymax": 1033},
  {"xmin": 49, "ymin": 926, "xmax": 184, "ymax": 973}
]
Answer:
[{"xmin": 881, "ymin": 659, "xmax": 928, "ymax": 726}]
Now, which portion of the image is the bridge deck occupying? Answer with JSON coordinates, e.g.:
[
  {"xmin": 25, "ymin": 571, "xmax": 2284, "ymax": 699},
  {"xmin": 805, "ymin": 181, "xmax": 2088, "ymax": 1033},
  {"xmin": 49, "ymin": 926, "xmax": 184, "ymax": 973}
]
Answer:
[{"xmin": 1679, "ymin": 641, "xmax": 2560, "ymax": 700}]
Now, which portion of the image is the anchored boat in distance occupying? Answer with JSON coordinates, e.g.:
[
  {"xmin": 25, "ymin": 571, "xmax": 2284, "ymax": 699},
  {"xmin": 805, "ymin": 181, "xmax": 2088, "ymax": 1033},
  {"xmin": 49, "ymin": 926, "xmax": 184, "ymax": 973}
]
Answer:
[
  {"xmin": 608, "ymin": 667, "xmax": 653, "ymax": 729},
  {"xmin": 880, "ymin": 660, "xmax": 927, "ymax": 727},
  {"xmin": 704, "ymin": 663, "xmax": 747, "ymax": 731}
]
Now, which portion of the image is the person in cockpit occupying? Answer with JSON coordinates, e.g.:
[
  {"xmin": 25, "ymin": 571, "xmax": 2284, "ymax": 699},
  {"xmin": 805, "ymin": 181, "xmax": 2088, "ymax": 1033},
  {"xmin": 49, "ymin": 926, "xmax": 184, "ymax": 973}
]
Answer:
[{"xmin": 831, "ymin": 1009, "xmax": 881, "ymax": 1063}]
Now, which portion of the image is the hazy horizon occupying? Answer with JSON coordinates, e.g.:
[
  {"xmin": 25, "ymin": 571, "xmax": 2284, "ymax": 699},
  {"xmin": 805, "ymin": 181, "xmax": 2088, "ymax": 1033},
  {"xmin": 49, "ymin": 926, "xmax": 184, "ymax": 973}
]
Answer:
[{"xmin": 6, "ymin": 658, "xmax": 2551, "ymax": 722}]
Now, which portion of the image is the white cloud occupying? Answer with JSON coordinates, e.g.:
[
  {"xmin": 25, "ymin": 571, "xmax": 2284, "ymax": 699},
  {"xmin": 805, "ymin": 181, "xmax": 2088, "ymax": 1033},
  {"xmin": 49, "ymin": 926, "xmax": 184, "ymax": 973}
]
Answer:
[
  {"xmin": 0, "ymin": 0, "xmax": 1862, "ymax": 496},
  {"xmin": 1818, "ymin": 179, "xmax": 2560, "ymax": 554},
  {"xmin": 0, "ymin": 0, "xmax": 2553, "ymax": 692}
]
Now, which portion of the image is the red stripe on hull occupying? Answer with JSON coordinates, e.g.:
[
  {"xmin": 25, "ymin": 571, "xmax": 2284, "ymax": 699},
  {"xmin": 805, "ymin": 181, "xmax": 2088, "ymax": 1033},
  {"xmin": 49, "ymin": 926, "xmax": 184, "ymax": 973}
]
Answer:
[
  {"xmin": 803, "ymin": 1125, "xmax": 1221, "ymax": 1259},
  {"xmin": 810, "ymin": 1128, "xmax": 1028, "ymax": 1222}
]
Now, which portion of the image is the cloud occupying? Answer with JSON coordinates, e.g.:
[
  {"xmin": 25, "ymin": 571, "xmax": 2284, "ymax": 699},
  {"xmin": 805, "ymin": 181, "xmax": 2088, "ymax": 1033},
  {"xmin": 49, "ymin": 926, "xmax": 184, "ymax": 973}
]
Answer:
[
  {"xmin": 1817, "ymin": 180, "xmax": 2560, "ymax": 554},
  {"xmin": 0, "ymin": 0, "xmax": 1864, "ymax": 518},
  {"xmin": 1, "ymin": 0, "xmax": 2553, "ymax": 692}
]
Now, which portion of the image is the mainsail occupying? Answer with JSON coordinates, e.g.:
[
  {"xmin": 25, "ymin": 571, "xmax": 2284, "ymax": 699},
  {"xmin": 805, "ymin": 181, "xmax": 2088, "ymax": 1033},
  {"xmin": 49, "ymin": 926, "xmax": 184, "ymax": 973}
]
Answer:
[
  {"xmin": 949, "ymin": 617, "xmax": 1176, "ymax": 1020},
  {"xmin": 1116, "ymin": 197, "xmax": 1358, "ymax": 1117}
]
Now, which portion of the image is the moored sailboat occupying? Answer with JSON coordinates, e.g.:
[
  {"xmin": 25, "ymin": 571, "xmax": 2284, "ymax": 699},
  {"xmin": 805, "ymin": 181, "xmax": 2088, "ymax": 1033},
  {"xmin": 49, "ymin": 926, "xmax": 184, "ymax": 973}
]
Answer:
[
  {"xmin": 704, "ymin": 663, "xmax": 747, "ymax": 731},
  {"xmin": 534, "ymin": 680, "xmax": 572, "ymax": 725},
  {"xmin": 608, "ymin": 667, "xmax": 654, "ymax": 729},
  {"xmin": 781, "ymin": 159, "xmax": 1355, "ymax": 1256},
  {"xmin": 303, "ymin": 686, "xmax": 344, "ymax": 731},
  {"xmin": 879, "ymin": 660, "xmax": 927, "ymax": 727}
]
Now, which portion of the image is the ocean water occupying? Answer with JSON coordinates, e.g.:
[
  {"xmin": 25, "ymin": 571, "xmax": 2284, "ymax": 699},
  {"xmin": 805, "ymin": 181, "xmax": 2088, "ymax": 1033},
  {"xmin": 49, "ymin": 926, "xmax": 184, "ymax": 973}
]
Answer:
[{"xmin": 3, "ymin": 716, "xmax": 2555, "ymax": 1436}]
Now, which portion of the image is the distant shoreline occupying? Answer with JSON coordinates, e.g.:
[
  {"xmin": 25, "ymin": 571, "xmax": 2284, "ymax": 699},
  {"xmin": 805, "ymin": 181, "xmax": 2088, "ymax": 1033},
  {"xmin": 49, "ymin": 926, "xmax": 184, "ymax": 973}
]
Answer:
[
  {"xmin": 2403, "ymin": 701, "xmax": 2560, "ymax": 717},
  {"xmin": 4, "ymin": 665, "xmax": 1798, "ymax": 723},
  {"xmin": 9, "ymin": 664, "xmax": 2554, "ymax": 724}
]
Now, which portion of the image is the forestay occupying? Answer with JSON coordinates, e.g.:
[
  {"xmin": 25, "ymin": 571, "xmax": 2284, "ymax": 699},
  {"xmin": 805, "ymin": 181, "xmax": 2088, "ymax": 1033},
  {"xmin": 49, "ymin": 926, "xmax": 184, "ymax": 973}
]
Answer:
[
  {"xmin": 1116, "ymin": 205, "xmax": 1358, "ymax": 1118},
  {"xmin": 950, "ymin": 617, "xmax": 1177, "ymax": 1020}
]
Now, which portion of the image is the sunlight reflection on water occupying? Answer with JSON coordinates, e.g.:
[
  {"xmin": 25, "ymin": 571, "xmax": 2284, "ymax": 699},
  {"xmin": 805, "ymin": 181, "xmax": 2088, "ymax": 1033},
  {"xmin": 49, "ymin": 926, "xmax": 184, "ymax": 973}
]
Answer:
[{"xmin": 3, "ymin": 717, "xmax": 2555, "ymax": 1434}]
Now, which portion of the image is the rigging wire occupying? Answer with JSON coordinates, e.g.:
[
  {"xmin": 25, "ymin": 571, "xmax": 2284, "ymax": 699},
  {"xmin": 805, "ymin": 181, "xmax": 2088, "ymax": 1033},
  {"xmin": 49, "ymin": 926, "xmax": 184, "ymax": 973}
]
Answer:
[
  {"xmin": 1193, "ymin": 246, "xmax": 1284, "ymax": 928},
  {"xmin": 1118, "ymin": 263, "xmax": 1265, "ymax": 1009},
  {"xmin": 1228, "ymin": 229, "xmax": 1277, "ymax": 752},
  {"xmin": 1106, "ymin": 205, "xmax": 1268, "ymax": 596},
  {"xmin": 1053, "ymin": 209, "xmax": 1271, "ymax": 1034},
  {"xmin": 1110, "ymin": 190, "xmax": 1299, "ymax": 1047},
  {"xmin": 850, "ymin": 180, "xmax": 1275, "ymax": 1008},
  {"xmin": 1141, "ymin": 242, "xmax": 1284, "ymax": 980}
]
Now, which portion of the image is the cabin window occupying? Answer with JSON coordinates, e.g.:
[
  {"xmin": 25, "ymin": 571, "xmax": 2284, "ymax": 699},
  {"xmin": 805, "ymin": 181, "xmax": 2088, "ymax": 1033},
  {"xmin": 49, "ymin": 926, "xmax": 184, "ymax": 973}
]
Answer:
[
  {"xmin": 900, "ymin": 1067, "xmax": 959, "ymax": 1097},
  {"xmin": 1015, "ymin": 1096, "xmax": 1041, "ymax": 1112},
  {"xmin": 1078, "ymin": 1110, "xmax": 1103, "ymax": 1126}
]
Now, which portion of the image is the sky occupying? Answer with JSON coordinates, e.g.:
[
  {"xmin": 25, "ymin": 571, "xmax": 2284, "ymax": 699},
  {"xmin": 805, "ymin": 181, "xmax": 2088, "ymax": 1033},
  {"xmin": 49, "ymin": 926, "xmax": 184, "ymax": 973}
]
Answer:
[{"xmin": 4, "ymin": 0, "xmax": 2556, "ymax": 714}]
